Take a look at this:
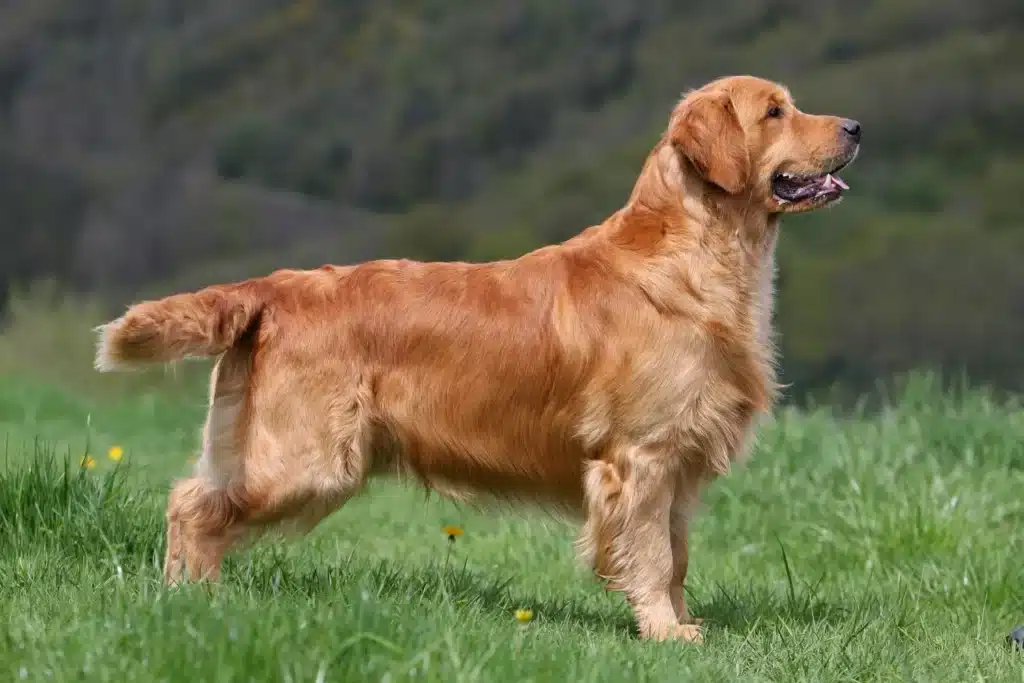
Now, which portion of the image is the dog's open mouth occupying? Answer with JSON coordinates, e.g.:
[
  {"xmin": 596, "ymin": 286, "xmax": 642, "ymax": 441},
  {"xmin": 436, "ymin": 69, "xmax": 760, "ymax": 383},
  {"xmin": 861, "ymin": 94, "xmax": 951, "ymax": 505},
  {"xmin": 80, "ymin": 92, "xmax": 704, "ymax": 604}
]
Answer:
[{"xmin": 772, "ymin": 165, "xmax": 849, "ymax": 204}]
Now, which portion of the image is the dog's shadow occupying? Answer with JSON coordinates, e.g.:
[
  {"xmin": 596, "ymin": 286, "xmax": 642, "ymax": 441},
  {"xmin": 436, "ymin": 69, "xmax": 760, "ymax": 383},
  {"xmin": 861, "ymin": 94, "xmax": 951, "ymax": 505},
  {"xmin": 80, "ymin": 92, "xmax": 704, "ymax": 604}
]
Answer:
[
  {"xmin": 689, "ymin": 581, "xmax": 856, "ymax": 637},
  {"xmin": 223, "ymin": 553, "xmax": 854, "ymax": 640},
  {"xmin": 224, "ymin": 554, "xmax": 637, "ymax": 635}
]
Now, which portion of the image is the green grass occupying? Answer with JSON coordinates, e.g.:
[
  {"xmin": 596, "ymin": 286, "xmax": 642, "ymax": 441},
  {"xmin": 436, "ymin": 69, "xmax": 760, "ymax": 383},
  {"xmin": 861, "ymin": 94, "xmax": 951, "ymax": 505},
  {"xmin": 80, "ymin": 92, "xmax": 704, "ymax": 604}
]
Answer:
[{"xmin": 1, "ymin": 370, "xmax": 1023, "ymax": 681}]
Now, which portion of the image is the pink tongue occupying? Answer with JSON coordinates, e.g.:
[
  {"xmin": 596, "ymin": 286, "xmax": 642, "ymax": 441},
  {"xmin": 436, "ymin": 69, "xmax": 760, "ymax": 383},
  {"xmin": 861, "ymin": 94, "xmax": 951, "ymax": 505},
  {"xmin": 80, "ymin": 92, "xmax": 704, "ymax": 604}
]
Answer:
[{"xmin": 825, "ymin": 173, "xmax": 849, "ymax": 190}]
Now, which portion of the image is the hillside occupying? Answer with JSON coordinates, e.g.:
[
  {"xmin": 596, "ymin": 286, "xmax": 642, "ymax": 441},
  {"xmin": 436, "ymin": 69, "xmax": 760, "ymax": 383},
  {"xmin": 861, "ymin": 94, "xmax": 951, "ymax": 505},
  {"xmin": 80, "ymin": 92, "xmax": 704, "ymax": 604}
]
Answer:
[{"xmin": 1, "ymin": 0, "xmax": 1023, "ymax": 394}]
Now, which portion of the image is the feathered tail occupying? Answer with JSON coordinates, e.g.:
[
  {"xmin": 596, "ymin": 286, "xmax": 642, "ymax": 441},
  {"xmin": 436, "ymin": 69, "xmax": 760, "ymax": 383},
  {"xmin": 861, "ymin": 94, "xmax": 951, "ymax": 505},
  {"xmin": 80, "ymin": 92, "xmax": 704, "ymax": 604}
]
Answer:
[{"xmin": 94, "ymin": 283, "xmax": 264, "ymax": 371}]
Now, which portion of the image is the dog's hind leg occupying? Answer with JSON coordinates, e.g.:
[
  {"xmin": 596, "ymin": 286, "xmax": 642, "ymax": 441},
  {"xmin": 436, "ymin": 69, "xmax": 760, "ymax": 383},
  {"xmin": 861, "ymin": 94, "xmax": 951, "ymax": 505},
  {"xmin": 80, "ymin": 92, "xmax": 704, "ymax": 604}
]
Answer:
[
  {"xmin": 163, "ymin": 374, "xmax": 376, "ymax": 581},
  {"xmin": 164, "ymin": 326, "xmax": 376, "ymax": 585},
  {"xmin": 164, "ymin": 349, "xmax": 255, "ymax": 584},
  {"xmin": 164, "ymin": 476, "xmax": 248, "ymax": 583},
  {"xmin": 237, "ymin": 367, "xmax": 376, "ymax": 537}
]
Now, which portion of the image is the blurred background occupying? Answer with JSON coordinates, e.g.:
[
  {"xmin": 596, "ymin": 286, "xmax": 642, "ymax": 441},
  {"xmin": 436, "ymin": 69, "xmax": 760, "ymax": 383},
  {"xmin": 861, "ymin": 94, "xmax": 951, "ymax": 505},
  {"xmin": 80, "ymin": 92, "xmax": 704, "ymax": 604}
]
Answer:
[{"xmin": 0, "ymin": 0, "xmax": 1021, "ymax": 402}]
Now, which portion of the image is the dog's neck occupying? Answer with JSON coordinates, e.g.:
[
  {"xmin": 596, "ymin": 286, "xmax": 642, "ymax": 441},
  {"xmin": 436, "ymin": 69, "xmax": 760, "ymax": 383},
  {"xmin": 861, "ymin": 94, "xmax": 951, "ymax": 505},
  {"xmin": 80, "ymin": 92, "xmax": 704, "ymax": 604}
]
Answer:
[
  {"xmin": 605, "ymin": 141, "xmax": 778, "ymax": 266},
  {"xmin": 597, "ymin": 141, "xmax": 781, "ymax": 329}
]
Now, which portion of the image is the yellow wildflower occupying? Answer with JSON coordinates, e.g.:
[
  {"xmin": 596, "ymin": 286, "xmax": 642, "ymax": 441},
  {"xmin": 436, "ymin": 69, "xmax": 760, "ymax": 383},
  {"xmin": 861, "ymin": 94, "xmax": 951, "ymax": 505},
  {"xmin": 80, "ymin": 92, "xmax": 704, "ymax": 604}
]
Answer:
[
  {"xmin": 514, "ymin": 609, "xmax": 533, "ymax": 624},
  {"xmin": 80, "ymin": 455, "xmax": 96, "ymax": 470},
  {"xmin": 107, "ymin": 445, "xmax": 124, "ymax": 462},
  {"xmin": 443, "ymin": 525, "xmax": 464, "ymax": 542}
]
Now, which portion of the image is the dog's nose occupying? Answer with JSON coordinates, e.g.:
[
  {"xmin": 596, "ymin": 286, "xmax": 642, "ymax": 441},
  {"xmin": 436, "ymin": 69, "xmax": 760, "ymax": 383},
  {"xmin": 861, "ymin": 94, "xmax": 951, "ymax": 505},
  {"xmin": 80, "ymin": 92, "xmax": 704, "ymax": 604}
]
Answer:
[{"xmin": 841, "ymin": 118, "xmax": 861, "ymax": 142}]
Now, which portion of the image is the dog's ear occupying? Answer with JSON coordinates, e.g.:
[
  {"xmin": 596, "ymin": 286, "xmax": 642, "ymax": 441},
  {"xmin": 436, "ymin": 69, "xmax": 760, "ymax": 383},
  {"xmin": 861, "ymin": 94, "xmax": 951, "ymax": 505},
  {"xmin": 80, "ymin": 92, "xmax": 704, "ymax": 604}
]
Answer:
[{"xmin": 670, "ymin": 91, "xmax": 749, "ymax": 195}]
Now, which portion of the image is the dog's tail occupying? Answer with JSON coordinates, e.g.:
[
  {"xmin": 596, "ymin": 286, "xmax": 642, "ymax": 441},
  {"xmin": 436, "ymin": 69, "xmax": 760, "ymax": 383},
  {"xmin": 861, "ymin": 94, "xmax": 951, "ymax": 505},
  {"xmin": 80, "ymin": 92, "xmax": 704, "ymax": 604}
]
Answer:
[{"xmin": 94, "ymin": 282, "xmax": 265, "ymax": 371}]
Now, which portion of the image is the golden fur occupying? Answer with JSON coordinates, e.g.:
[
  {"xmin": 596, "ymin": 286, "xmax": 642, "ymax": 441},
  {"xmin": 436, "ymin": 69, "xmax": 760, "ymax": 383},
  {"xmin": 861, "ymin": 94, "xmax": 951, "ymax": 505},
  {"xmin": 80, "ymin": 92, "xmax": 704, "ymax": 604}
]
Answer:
[{"xmin": 94, "ymin": 75, "xmax": 860, "ymax": 643}]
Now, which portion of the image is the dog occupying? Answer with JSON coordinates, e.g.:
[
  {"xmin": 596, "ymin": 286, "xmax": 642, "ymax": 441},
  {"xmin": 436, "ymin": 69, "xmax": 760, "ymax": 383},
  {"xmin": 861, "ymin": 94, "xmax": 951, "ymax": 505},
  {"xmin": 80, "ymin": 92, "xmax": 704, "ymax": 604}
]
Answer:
[{"xmin": 94, "ymin": 75, "xmax": 860, "ymax": 643}]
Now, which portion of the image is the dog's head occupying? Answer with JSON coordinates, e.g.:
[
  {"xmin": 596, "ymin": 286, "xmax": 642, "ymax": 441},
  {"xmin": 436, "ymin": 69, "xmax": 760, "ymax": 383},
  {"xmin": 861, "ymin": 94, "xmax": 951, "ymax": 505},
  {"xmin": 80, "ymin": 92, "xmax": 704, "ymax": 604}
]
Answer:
[{"xmin": 669, "ymin": 75, "xmax": 860, "ymax": 214}]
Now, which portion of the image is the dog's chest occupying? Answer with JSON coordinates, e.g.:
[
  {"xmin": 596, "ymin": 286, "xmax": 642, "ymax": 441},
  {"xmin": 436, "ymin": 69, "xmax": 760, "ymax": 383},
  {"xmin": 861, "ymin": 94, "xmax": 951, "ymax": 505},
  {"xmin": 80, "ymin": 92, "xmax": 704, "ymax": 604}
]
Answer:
[
  {"xmin": 736, "ymin": 242, "xmax": 780, "ymax": 456},
  {"xmin": 638, "ymin": 240, "xmax": 779, "ymax": 460},
  {"xmin": 749, "ymin": 235, "xmax": 779, "ymax": 362}
]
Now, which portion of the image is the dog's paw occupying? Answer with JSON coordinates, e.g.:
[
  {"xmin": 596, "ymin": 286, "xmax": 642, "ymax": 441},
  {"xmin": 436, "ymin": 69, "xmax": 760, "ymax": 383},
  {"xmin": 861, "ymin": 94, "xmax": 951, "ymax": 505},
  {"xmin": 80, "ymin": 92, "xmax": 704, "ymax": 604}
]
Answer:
[
  {"xmin": 673, "ymin": 622, "xmax": 704, "ymax": 644},
  {"xmin": 644, "ymin": 621, "xmax": 705, "ymax": 644}
]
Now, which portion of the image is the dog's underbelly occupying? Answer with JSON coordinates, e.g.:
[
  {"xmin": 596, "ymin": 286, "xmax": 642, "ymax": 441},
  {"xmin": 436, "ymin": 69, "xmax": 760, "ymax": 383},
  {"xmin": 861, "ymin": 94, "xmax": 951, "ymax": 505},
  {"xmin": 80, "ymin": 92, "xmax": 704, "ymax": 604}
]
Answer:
[
  {"xmin": 367, "ymin": 368, "xmax": 767, "ymax": 507},
  {"xmin": 367, "ymin": 388, "xmax": 592, "ymax": 507}
]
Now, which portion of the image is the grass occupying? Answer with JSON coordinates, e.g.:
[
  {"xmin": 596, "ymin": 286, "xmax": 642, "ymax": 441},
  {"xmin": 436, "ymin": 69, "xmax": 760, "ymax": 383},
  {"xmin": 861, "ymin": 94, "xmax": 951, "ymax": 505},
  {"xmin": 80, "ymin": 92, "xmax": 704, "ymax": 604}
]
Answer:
[{"xmin": 0, "ymin": 299, "xmax": 1023, "ymax": 680}]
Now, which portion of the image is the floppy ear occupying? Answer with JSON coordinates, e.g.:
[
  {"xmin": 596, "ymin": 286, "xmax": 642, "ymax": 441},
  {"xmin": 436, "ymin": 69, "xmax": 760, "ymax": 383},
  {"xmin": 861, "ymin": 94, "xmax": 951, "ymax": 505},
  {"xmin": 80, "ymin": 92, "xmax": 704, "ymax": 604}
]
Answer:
[{"xmin": 670, "ymin": 91, "xmax": 749, "ymax": 195}]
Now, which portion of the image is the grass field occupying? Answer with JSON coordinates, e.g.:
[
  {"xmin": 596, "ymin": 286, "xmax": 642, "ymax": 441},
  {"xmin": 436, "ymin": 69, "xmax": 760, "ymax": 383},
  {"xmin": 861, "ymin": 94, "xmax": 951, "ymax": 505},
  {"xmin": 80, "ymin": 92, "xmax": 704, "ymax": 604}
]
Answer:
[{"xmin": 2, "ymin": 331, "xmax": 1024, "ymax": 681}]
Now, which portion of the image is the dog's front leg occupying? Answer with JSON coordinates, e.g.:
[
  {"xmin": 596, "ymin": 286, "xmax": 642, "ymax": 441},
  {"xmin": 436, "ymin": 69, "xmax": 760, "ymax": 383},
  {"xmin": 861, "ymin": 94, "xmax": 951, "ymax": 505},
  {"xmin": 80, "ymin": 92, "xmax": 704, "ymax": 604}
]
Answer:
[
  {"xmin": 669, "ymin": 473, "xmax": 706, "ymax": 628},
  {"xmin": 669, "ymin": 509, "xmax": 691, "ymax": 624},
  {"xmin": 580, "ymin": 450, "xmax": 703, "ymax": 643}
]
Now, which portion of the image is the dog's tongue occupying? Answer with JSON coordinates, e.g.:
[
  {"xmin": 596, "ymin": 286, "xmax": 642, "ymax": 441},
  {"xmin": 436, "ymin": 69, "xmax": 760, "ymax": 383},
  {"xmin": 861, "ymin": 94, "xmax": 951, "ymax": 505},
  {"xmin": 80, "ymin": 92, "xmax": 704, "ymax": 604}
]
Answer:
[
  {"xmin": 821, "ymin": 174, "xmax": 849, "ymax": 190},
  {"xmin": 776, "ymin": 172, "xmax": 850, "ymax": 201}
]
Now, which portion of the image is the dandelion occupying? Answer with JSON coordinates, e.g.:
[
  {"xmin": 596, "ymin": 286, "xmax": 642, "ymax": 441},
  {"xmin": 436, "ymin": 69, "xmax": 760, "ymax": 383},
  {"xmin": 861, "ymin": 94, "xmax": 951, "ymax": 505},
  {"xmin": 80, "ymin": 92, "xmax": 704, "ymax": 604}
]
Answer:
[
  {"xmin": 80, "ymin": 455, "xmax": 96, "ymax": 470},
  {"xmin": 441, "ymin": 525, "xmax": 463, "ymax": 577},
  {"xmin": 513, "ymin": 608, "xmax": 533, "ymax": 656},
  {"xmin": 107, "ymin": 445, "xmax": 124, "ymax": 462}
]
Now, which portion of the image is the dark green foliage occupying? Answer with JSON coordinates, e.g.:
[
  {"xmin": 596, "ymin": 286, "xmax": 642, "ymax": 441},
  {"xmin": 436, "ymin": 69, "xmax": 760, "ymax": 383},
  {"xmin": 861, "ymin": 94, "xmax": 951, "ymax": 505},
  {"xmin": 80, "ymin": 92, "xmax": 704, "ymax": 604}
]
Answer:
[
  {"xmin": 0, "ymin": 148, "xmax": 92, "ymax": 309},
  {"xmin": 0, "ymin": 0, "xmax": 1022, "ymax": 396}
]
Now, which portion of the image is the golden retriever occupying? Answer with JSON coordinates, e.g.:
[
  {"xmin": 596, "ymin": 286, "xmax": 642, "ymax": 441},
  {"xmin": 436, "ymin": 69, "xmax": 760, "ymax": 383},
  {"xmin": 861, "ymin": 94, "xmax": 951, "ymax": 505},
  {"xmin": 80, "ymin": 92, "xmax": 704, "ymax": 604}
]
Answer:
[{"xmin": 94, "ymin": 75, "xmax": 860, "ymax": 643}]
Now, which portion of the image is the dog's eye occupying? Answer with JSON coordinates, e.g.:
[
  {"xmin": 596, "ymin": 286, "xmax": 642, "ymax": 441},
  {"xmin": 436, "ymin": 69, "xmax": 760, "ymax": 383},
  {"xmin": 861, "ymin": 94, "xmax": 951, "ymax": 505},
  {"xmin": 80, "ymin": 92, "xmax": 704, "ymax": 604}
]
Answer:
[{"xmin": 767, "ymin": 105, "xmax": 783, "ymax": 119}]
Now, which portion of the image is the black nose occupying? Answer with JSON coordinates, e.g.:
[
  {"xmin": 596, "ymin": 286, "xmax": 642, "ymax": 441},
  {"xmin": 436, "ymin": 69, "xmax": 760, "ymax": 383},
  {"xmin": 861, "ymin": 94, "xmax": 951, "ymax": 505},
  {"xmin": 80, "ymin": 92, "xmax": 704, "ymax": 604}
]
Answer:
[{"xmin": 841, "ymin": 118, "xmax": 861, "ymax": 142}]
